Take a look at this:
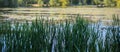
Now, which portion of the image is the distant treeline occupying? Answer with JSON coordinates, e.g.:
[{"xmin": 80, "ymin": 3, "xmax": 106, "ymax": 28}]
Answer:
[{"xmin": 0, "ymin": 0, "xmax": 120, "ymax": 7}]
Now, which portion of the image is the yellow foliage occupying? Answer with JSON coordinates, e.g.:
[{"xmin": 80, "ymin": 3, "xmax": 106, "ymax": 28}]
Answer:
[
  {"xmin": 116, "ymin": 0, "xmax": 120, "ymax": 8},
  {"xmin": 59, "ymin": 0, "xmax": 69, "ymax": 8},
  {"xmin": 49, "ymin": 0, "xmax": 56, "ymax": 6}
]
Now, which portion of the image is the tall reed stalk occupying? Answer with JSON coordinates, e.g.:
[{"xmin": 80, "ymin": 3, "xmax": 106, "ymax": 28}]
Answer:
[{"xmin": 0, "ymin": 15, "xmax": 119, "ymax": 52}]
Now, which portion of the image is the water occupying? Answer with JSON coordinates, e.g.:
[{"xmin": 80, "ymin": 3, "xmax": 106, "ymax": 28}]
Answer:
[
  {"xmin": 0, "ymin": 8, "xmax": 120, "ymax": 52},
  {"xmin": 1, "ymin": 8, "xmax": 119, "ymax": 23},
  {"xmin": 0, "ymin": 22, "xmax": 115, "ymax": 51}
]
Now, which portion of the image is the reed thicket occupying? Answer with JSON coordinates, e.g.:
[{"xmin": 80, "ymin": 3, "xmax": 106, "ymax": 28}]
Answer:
[{"xmin": 0, "ymin": 15, "xmax": 120, "ymax": 52}]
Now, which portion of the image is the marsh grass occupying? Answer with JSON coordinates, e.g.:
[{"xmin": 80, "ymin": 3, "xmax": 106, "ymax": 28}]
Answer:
[
  {"xmin": 0, "ymin": 15, "xmax": 120, "ymax": 52},
  {"xmin": 111, "ymin": 15, "xmax": 120, "ymax": 52}
]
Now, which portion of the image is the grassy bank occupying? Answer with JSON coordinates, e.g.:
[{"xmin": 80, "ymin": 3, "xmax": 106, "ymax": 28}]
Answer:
[{"xmin": 0, "ymin": 15, "xmax": 120, "ymax": 52}]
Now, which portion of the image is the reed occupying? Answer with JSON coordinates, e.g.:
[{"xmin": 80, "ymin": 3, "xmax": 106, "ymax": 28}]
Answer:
[{"xmin": 0, "ymin": 15, "xmax": 119, "ymax": 52}]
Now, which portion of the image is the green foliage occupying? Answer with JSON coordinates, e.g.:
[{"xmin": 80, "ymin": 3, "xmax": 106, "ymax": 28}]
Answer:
[
  {"xmin": 0, "ymin": 15, "xmax": 120, "ymax": 52},
  {"xmin": 103, "ymin": 0, "xmax": 114, "ymax": 6},
  {"xmin": 0, "ymin": 0, "xmax": 3, "ymax": 7},
  {"xmin": 104, "ymin": 0, "xmax": 109, "ymax": 6},
  {"xmin": 18, "ymin": 0, "xmax": 23, "ymax": 6},
  {"xmin": 93, "ymin": 0, "xmax": 100, "ymax": 4},
  {"xmin": 38, "ymin": 0, "xmax": 43, "ymax": 7},
  {"xmin": 83, "ymin": 0, "xmax": 87, "ymax": 5},
  {"xmin": 49, "ymin": 0, "xmax": 56, "ymax": 7}
]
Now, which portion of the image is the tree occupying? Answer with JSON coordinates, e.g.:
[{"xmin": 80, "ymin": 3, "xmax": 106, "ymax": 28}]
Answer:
[
  {"xmin": 38, "ymin": 0, "xmax": 43, "ymax": 7},
  {"xmin": 0, "ymin": 0, "xmax": 2, "ymax": 7},
  {"xmin": 18, "ymin": 0, "xmax": 24, "ymax": 6},
  {"xmin": 2, "ymin": 0, "xmax": 18, "ymax": 7},
  {"xmin": 116, "ymin": 0, "xmax": 120, "ymax": 8},
  {"xmin": 83, "ymin": 0, "xmax": 87, "ymax": 5},
  {"xmin": 59, "ymin": 0, "xmax": 69, "ymax": 7},
  {"xmin": 86, "ymin": 0, "xmax": 93, "ymax": 5},
  {"xmin": 3, "ymin": 0, "xmax": 9, "ymax": 7},
  {"xmin": 23, "ymin": 0, "xmax": 30, "ymax": 6},
  {"xmin": 103, "ymin": 0, "xmax": 116, "ymax": 7},
  {"xmin": 71, "ymin": 0, "xmax": 79, "ymax": 5},
  {"xmin": 104, "ymin": 0, "xmax": 111, "ymax": 6},
  {"xmin": 12, "ymin": 0, "xmax": 18, "ymax": 7},
  {"xmin": 69, "ymin": 0, "xmax": 73, "ymax": 5},
  {"xmin": 93, "ymin": 0, "xmax": 100, "ymax": 5},
  {"xmin": 49, "ymin": 0, "xmax": 56, "ymax": 7}
]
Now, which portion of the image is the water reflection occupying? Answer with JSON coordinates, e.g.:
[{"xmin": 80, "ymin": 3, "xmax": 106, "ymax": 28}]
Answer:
[{"xmin": 0, "ymin": 8, "xmax": 108, "ymax": 21}]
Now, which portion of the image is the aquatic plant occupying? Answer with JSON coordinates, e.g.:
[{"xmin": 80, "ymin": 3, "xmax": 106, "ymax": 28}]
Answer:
[{"xmin": 0, "ymin": 15, "xmax": 119, "ymax": 52}]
